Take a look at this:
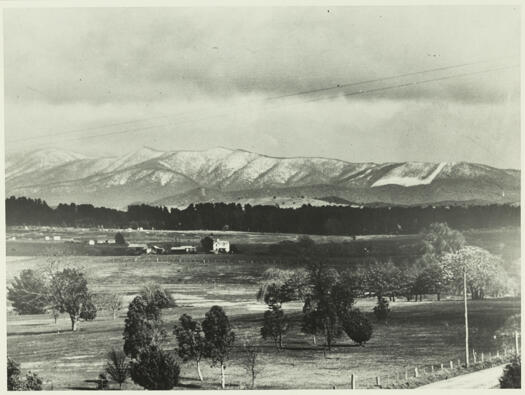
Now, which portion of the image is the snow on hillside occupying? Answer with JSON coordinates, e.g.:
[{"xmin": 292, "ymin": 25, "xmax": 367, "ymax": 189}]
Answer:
[{"xmin": 372, "ymin": 162, "xmax": 447, "ymax": 187}]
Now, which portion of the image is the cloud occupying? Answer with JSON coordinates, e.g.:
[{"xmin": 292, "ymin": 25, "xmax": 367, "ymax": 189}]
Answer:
[
  {"xmin": 4, "ymin": 7, "xmax": 520, "ymax": 103},
  {"xmin": 3, "ymin": 6, "xmax": 521, "ymax": 169}
]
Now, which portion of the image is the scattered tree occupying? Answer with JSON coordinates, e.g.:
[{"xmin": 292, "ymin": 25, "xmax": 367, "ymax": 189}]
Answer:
[
  {"xmin": 341, "ymin": 309, "xmax": 373, "ymax": 346},
  {"xmin": 442, "ymin": 246, "xmax": 508, "ymax": 300},
  {"xmin": 105, "ymin": 348, "xmax": 129, "ymax": 389},
  {"xmin": 363, "ymin": 259, "xmax": 401, "ymax": 302},
  {"xmin": 129, "ymin": 346, "xmax": 180, "ymax": 390},
  {"xmin": 373, "ymin": 297, "xmax": 391, "ymax": 322},
  {"xmin": 47, "ymin": 267, "xmax": 97, "ymax": 331},
  {"xmin": 240, "ymin": 343, "xmax": 262, "ymax": 389},
  {"xmin": 261, "ymin": 305, "xmax": 288, "ymax": 350},
  {"xmin": 7, "ymin": 269, "xmax": 48, "ymax": 315},
  {"xmin": 139, "ymin": 282, "xmax": 176, "ymax": 315},
  {"xmin": 201, "ymin": 236, "xmax": 214, "ymax": 252},
  {"xmin": 115, "ymin": 232, "xmax": 126, "ymax": 245},
  {"xmin": 418, "ymin": 222, "xmax": 466, "ymax": 300},
  {"xmin": 202, "ymin": 306, "xmax": 235, "ymax": 389},
  {"xmin": 173, "ymin": 314, "xmax": 207, "ymax": 382},
  {"xmin": 123, "ymin": 296, "xmax": 167, "ymax": 359}
]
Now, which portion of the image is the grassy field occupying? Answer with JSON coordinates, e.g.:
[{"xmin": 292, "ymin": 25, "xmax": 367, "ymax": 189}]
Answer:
[{"xmin": 6, "ymin": 252, "xmax": 521, "ymax": 390}]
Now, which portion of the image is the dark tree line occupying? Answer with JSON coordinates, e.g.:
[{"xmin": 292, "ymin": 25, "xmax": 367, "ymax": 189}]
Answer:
[{"xmin": 6, "ymin": 196, "xmax": 519, "ymax": 235}]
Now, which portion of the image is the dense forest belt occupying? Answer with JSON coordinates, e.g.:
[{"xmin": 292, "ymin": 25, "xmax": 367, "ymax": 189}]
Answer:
[{"xmin": 5, "ymin": 196, "xmax": 520, "ymax": 235}]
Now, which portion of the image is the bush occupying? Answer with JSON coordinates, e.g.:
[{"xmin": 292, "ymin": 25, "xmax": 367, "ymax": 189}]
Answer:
[
  {"xmin": 373, "ymin": 298, "xmax": 391, "ymax": 322},
  {"xmin": 105, "ymin": 348, "xmax": 129, "ymax": 389},
  {"xmin": 7, "ymin": 357, "xmax": 43, "ymax": 390},
  {"xmin": 500, "ymin": 356, "xmax": 521, "ymax": 388},
  {"xmin": 130, "ymin": 346, "xmax": 180, "ymax": 390},
  {"xmin": 341, "ymin": 309, "xmax": 373, "ymax": 345}
]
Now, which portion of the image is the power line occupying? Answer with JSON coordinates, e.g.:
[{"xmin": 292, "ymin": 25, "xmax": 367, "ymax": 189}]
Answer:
[
  {"xmin": 265, "ymin": 56, "xmax": 516, "ymax": 101},
  {"xmin": 9, "ymin": 62, "xmax": 518, "ymax": 145}
]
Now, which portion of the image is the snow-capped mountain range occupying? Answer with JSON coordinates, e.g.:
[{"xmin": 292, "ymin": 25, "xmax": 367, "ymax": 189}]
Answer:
[{"xmin": 5, "ymin": 147, "xmax": 520, "ymax": 209}]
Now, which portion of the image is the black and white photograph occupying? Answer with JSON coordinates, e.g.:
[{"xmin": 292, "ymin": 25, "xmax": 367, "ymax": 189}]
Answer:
[{"xmin": 2, "ymin": 3, "xmax": 522, "ymax": 391}]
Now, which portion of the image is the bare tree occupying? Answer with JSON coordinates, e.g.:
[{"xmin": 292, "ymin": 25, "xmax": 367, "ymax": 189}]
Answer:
[{"xmin": 240, "ymin": 343, "xmax": 262, "ymax": 389}]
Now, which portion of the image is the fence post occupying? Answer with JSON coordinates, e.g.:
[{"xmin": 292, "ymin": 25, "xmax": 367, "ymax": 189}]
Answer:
[
  {"xmin": 350, "ymin": 374, "xmax": 356, "ymax": 389},
  {"xmin": 497, "ymin": 350, "xmax": 500, "ymax": 358},
  {"xmin": 488, "ymin": 351, "xmax": 492, "ymax": 360},
  {"xmin": 473, "ymin": 350, "xmax": 477, "ymax": 364},
  {"xmin": 457, "ymin": 359, "xmax": 461, "ymax": 368},
  {"xmin": 405, "ymin": 368, "xmax": 408, "ymax": 380},
  {"xmin": 450, "ymin": 361, "xmax": 454, "ymax": 369},
  {"xmin": 440, "ymin": 363, "xmax": 444, "ymax": 370},
  {"xmin": 376, "ymin": 376, "xmax": 381, "ymax": 387},
  {"xmin": 515, "ymin": 331, "xmax": 520, "ymax": 355},
  {"xmin": 431, "ymin": 365, "xmax": 434, "ymax": 373},
  {"xmin": 414, "ymin": 367, "xmax": 419, "ymax": 378},
  {"xmin": 481, "ymin": 352, "xmax": 484, "ymax": 362}
]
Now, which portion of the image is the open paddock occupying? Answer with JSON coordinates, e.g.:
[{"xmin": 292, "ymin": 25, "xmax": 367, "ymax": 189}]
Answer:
[{"xmin": 6, "ymin": 253, "xmax": 521, "ymax": 390}]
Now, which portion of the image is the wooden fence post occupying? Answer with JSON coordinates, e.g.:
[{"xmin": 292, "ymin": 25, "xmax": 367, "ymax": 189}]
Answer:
[
  {"xmin": 515, "ymin": 331, "xmax": 520, "ymax": 355},
  {"xmin": 376, "ymin": 376, "xmax": 381, "ymax": 387},
  {"xmin": 414, "ymin": 367, "xmax": 419, "ymax": 378},
  {"xmin": 497, "ymin": 350, "xmax": 500, "ymax": 358},
  {"xmin": 405, "ymin": 368, "xmax": 408, "ymax": 380},
  {"xmin": 440, "ymin": 363, "xmax": 444, "ymax": 370},
  {"xmin": 473, "ymin": 350, "xmax": 477, "ymax": 364},
  {"xmin": 350, "ymin": 374, "xmax": 356, "ymax": 389},
  {"xmin": 450, "ymin": 361, "xmax": 454, "ymax": 369},
  {"xmin": 431, "ymin": 365, "xmax": 434, "ymax": 373},
  {"xmin": 481, "ymin": 352, "xmax": 484, "ymax": 362}
]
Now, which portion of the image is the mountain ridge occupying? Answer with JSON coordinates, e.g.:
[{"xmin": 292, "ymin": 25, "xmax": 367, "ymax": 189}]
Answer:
[{"xmin": 6, "ymin": 147, "xmax": 520, "ymax": 209}]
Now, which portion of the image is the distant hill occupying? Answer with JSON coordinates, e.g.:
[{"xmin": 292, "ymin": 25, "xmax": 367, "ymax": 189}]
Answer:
[{"xmin": 6, "ymin": 147, "xmax": 520, "ymax": 209}]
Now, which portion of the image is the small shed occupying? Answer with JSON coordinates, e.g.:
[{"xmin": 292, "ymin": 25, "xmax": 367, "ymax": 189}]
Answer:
[{"xmin": 170, "ymin": 246, "xmax": 197, "ymax": 254}]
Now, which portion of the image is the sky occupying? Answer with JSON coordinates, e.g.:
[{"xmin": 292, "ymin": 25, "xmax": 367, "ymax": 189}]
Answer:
[{"xmin": 3, "ymin": 6, "xmax": 521, "ymax": 168}]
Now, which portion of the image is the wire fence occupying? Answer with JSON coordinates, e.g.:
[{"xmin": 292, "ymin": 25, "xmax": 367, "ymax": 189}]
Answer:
[{"xmin": 348, "ymin": 339, "xmax": 520, "ymax": 389}]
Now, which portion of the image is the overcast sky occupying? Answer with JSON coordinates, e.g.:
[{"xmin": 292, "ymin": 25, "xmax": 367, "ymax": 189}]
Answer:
[{"xmin": 4, "ymin": 6, "xmax": 521, "ymax": 168}]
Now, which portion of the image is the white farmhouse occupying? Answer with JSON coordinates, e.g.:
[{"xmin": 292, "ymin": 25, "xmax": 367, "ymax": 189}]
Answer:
[{"xmin": 213, "ymin": 239, "xmax": 230, "ymax": 254}]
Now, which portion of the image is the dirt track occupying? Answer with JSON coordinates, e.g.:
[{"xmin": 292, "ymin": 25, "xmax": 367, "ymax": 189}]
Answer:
[{"xmin": 417, "ymin": 365, "xmax": 506, "ymax": 389}]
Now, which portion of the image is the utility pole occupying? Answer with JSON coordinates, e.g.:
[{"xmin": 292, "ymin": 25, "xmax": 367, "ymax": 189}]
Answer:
[{"xmin": 464, "ymin": 268, "xmax": 469, "ymax": 367}]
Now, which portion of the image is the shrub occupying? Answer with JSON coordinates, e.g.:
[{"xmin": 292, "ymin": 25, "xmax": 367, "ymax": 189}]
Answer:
[
  {"xmin": 105, "ymin": 348, "xmax": 129, "ymax": 389},
  {"xmin": 7, "ymin": 357, "xmax": 43, "ymax": 390},
  {"xmin": 341, "ymin": 309, "xmax": 373, "ymax": 345},
  {"xmin": 500, "ymin": 356, "xmax": 521, "ymax": 388},
  {"xmin": 130, "ymin": 346, "xmax": 180, "ymax": 390},
  {"xmin": 373, "ymin": 298, "xmax": 391, "ymax": 322}
]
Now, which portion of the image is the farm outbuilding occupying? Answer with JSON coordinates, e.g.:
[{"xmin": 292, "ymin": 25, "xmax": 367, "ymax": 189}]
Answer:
[{"xmin": 170, "ymin": 246, "xmax": 196, "ymax": 254}]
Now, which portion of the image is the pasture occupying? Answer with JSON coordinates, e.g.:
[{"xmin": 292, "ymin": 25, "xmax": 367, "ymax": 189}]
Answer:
[{"xmin": 6, "ymin": 246, "xmax": 521, "ymax": 390}]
